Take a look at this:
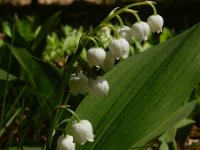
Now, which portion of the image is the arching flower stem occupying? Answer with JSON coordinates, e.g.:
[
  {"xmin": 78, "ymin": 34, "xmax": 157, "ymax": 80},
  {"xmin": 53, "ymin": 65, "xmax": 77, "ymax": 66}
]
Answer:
[
  {"xmin": 91, "ymin": 1, "xmax": 156, "ymax": 34},
  {"xmin": 55, "ymin": 105, "xmax": 81, "ymax": 122},
  {"xmin": 116, "ymin": 15, "xmax": 124, "ymax": 27},
  {"xmin": 101, "ymin": 24, "xmax": 120, "ymax": 39},
  {"xmin": 66, "ymin": 108, "xmax": 81, "ymax": 122},
  {"xmin": 146, "ymin": 1, "xmax": 157, "ymax": 15},
  {"xmin": 81, "ymin": 35, "xmax": 99, "ymax": 48},
  {"xmin": 125, "ymin": 9, "xmax": 141, "ymax": 23}
]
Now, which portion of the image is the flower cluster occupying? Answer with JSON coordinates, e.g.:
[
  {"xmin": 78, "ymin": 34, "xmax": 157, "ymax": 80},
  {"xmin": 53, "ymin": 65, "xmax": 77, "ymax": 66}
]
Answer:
[
  {"xmin": 57, "ymin": 119, "xmax": 94, "ymax": 150},
  {"xmin": 69, "ymin": 74, "xmax": 109, "ymax": 96},
  {"xmin": 117, "ymin": 14, "xmax": 164, "ymax": 43},
  {"xmin": 68, "ymin": 13, "xmax": 163, "ymax": 97}
]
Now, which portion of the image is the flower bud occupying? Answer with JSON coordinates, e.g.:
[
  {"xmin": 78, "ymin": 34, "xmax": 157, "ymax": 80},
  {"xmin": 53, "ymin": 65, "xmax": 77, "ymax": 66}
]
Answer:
[
  {"xmin": 131, "ymin": 21, "xmax": 150, "ymax": 41},
  {"xmin": 72, "ymin": 120, "xmax": 95, "ymax": 145},
  {"xmin": 88, "ymin": 76, "xmax": 109, "ymax": 96},
  {"xmin": 102, "ymin": 51, "xmax": 115, "ymax": 71},
  {"xmin": 108, "ymin": 38, "xmax": 129, "ymax": 59},
  {"xmin": 57, "ymin": 135, "xmax": 75, "ymax": 150},
  {"xmin": 147, "ymin": 15, "xmax": 164, "ymax": 33},
  {"xmin": 87, "ymin": 47, "xmax": 106, "ymax": 67},
  {"xmin": 68, "ymin": 73, "xmax": 88, "ymax": 96},
  {"xmin": 117, "ymin": 26, "xmax": 134, "ymax": 43}
]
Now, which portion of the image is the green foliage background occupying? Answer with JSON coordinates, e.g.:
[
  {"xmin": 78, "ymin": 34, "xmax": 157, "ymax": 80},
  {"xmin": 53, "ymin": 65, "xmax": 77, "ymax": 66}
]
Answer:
[{"xmin": 0, "ymin": 1, "xmax": 200, "ymax": 150}]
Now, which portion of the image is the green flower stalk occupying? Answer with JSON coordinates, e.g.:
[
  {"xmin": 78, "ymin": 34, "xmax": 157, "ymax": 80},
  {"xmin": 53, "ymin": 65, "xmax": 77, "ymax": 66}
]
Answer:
[{"xmin": 116, "ymin": 15, "xmax": 124, "ymax": 27}]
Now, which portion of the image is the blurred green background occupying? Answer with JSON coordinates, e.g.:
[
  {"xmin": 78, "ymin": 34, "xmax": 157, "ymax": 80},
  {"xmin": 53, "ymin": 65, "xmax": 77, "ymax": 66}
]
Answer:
[{"xmin": 0, "ymin": 0, "xmax": 200, "ymax": 149}]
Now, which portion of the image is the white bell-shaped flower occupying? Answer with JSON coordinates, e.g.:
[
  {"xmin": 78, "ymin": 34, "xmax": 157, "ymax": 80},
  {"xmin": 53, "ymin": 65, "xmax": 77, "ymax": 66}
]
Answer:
[
  {"xmin": 108, "ymin": 38, "xmax": 129, "ymax": 59},
  {"xmin": 117, "ymin": 26, "xmax": 134, "ymax": 43},
  {"xmin": 88, "ymin": 76, "xmax": 109, "ymax": 96},
  {"xmin": 57, "ymin": 135, "xmax": 75, "ymax": 150},
  {"xmin": 72, "ymin": 119, "xmax": 95, "ymax": 145},
  {"xmin": 147, "ymin": 14, "xmax": 164, "ymax": 33},
  {"xmin": 131, "ymin": 21, "xmax": 150, "ymax": 41},
  {"xmin": 68, "ymin": 73, "xmax": 88, "ymax": 96},
  {"xmin": 102, "ymin": 51, "xmax": 115, "ymax": 71},
  {"xmin": 87, "ymin": 47, "xmax": 106, "ymax": 67}
]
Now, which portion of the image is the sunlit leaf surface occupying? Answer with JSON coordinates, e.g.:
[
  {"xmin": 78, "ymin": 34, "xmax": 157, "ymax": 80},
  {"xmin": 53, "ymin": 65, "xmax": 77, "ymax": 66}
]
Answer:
[{"xmin": 66, "ymin": 23, "xmax": 200, "ymax": 150}]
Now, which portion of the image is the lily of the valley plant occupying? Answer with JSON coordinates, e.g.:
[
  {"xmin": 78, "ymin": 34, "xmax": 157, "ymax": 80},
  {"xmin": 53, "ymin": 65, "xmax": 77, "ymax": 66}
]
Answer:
[{"xmin": 55, "ymin": 1, "xmax": 164, "ymax": 149}]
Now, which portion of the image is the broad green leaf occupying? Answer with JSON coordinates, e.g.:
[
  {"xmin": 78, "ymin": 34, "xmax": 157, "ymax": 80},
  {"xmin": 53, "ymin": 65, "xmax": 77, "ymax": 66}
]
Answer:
[
  {"xmin": 158, "ymin": 117, "xmax": 195, "ymax": 150},
  {"xmin": 16, "ymin": 19, "xmax": 35, "ymax": 41},
  {"xmin": 158, "ymin": 118, "xmax": 195, "ymax": 150},
  {"xmin": 65, "ymin": 23, "xmax": 200, "ymax": 150},
  {"xmin": 2, "ymin": 21, "xmax": 12, "ymax": 37},
  {"xmin": 9, "ymin": 46, "xmax": 33, "ymax": 74},
  {"xmin": 4, "ymin": 23, "xmax": 31, "ymax": 49},
  {"xmin": 175, "ymin": 118, "xmax": 195, "ymax": 129},
  {"xmin": 159, "ymin": 118, "xmax": 195, "ymax": 143},
  {"xmin": 0, "ymin": 69, "xmax": 17, "ymax": 81},
  {"xmin": 159, "ymin": 127, "xmax": 176, "ymax": 143},
  {"xmin": 10, "ymin": 46, "xmax": 59, "ymax": 96},
  {"xmin": 159, "ymin": 142, "xmax": 169, "ymax": 150}
]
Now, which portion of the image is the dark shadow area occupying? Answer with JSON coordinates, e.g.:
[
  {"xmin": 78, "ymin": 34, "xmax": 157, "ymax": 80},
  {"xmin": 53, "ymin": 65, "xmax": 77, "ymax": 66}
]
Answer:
[{"xmin": 0, "ymin": 0, "xmax": 200, "ymax": 31}]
